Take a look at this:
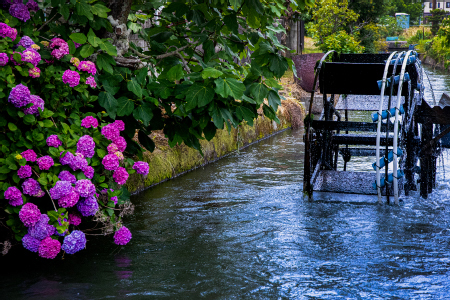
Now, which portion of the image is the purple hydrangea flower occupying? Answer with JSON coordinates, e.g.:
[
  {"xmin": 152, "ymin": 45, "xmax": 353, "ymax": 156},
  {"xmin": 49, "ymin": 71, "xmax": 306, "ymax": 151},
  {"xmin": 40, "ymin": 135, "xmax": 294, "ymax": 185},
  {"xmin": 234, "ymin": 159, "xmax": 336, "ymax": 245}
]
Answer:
[
  {"xmin": 113, "ymin": 167, "xmax": 129, "ymax": 185},
  {"xmin": 0, "ymin": 53, "xmax": 8, "ymax": 66},
  {"xmin": 102, "ymin": 154, "xmax": 119, "ymax": 171},
  {"xmin": 46, "ymin": 135, "xmax": 62, "ymax": 148},
  {"xmin": 28, "ymin": 214, "xmax": 55, "ymax": 240},
  {"xmin": 58, "ymin": 170, "xmax": 76, "ymax": 184},
  {"xmin": 19, "ymin": 202, "xmax": 41, "ymax": 227},
  {"xmin": 21, "ymin": 149, "xmax": 37, "ymax": 162},
  {"xmin": 75, "ymin": 179, "xmax": 95, "ymax": 197},
  {"xmin": 69, "ymin": 155, "xmax": 88, "ymax": 172},
  {"xmin": 0, "ymin": 22, "xmax": 17, "ymax": 40},
  {"xmin": 114, "ymin": 151, "xmax": 124, "ymax": 161},
  {"xmin": 22, "ymin": 233, "xmax": 40, "ymax": 252},
  {"xmin": 133, "ymin": 161, "xmax": 149, "ymax": 176},
  {"xmin": 18, "ymin": 35, "xmax": 34, "ymax": 48},
  {"xmin": 9, "ymin": 2, "xmax": 30, "ymax": 22},
  {"xmin": 74, "ymin": 42, "xmax": 82, "ymax": 48},
  {"xmin": 107, "ymin": 143, "xmax": 118, "ymax": 154},
  {"xmin": 85, "ymin": 76, "xmax": 97, "ymax": 88},
  {"xmin": 26, "ymin": 0, "xmax": 39, "ymax": 11},
  {"xmin": 114, "ymin": 226, "xmax": 132, "ymax": 245},
  {"xmin": 111, "ymin": 196, "xmax": 118, "ymax": 205},
  {"xmin": 62, "ymin": 69, "xmax": 80, "ymax": 87},
  {"xmin": 36, "ymin": 155, "xmax": 54, "ymax": 170},
  {"xmin": 84, "ymin": 166, "xmax": 94, "ymax": 179},
  {"xmin": 38, "ymin": 236, "xmax": 61, "ymax": 259},
  {"xmin": 17, "ymin": 165, "xmax": 32, "ymax": 179},
  {"xmin": 69, "ymin": 213, "xmax": 81, "ymax": 226},
  {"xmin": 112, "ymin": 136, "xmax": 127, "ymax": 152},
  {"xmin": 8, "ymin": 84, "xmax": 31, "ymax": 108},
  {"xmin": 4, "ymin": 186, "xmax": 23, "ymax": 206},
  {"xmin": 23, "ymin": 95, "xmax": 44, "ymax": 115},
  {"xmin": 77, "ymin": 135, "xmax": 95, "ymax": 158},
  {"xmin": 49, "ymin": 180, "xmax": 72, "ymax": 199},
  {"xmin": 76, "ymin": 195, "xmax": 98, "ymax": 216},
  {"xmin": 29, "ymin": 67, "xmax": 40, "ymax": 78},
  {"xmin": 50, "ymin": 38, "xmax": 69, "ymax": 60},
  {"xmin": 114, "ymin": 120, "xmax": 125, "ymax": 131},
  {"xmin": 60, "ymin": 151, "xmax": 74, "ymax": 165},
  {"xmin": 101, "ymin": 123, "xmax": 120, "ymax": 141},
  {"xmin": 58, "ymin": 187, "xmax": 80, "ymax": 208},
  {"xmin": 22, "ymin": 178, "xmax": 41, "ymax": 196},
  {"xmin": 21, "ymin": 48, "xmax": 41, "ymax": 66},
  {"xmin": 77, "ymin": 61, "xmax": 96, "ymax": 75},
  {"xmin": 61, "ymin": 230, "xmax": 86, "ymax": 254},
  {"xmin": 81, "ymin": 116, "xmax": 98, "ymax": 128}
]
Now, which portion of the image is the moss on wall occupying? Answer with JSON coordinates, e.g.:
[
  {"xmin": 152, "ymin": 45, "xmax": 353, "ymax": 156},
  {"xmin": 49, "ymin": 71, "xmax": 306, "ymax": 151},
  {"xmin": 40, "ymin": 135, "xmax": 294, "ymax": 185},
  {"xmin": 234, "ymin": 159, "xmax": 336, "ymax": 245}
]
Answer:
[{"xmin": 127, "ymin": 99, "xmax": 305, "ymax": 193}]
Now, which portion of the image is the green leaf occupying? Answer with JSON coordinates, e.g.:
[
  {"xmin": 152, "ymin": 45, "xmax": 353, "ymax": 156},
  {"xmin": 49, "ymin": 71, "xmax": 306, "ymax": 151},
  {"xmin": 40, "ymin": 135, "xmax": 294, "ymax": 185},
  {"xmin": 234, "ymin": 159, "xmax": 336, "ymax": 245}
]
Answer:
[
  {"xmin": 138, "ymin": 130, "xmax": 155, "ymax": 152},
  {"xmin": 76, "ymin": 2, "xmax": 93, "ymax": 20},
  {"xmin": 214, "ymin": 78, "xmax": 246, "ymax": 99},
  {"xmin": 91, "ymin": 3, "xmax": 111, "ymax": 18},
  {"xmin": 203, "ymin": 122, "xmax": 217, "ymax": 141},
  {"xmin": 0, "ymin": 165, "xmax": 10, "ymax": 174},
  {"xmin": 267, "ymin": 90, "xmax": 281, "ymax": 111},
  {"xmin": 80, "ymin": 44, "xmax": 95, "ymax": 58},
  {"xmin": 23, "ymin": 114, "xmax": 36, "ymax": 124},
  {"xmin": 201, "ymin": 67, "xmax": 223, "ymax": 79},
  {"xmin": 116, "ymin": 97, "xmax": 134, "ymax": 116},
  {"xmin": 133, "ymin": 103, "xmax": 153, "ymax": 126},
  {"xmin": 13, "ymin": 52, "xmax": 22, "ymax": 64},
  {"xmin": 69, "ymin": 33, "xmax": 87, "ymax": 44},
  {"xmin": 224, "ymin": 13, "xmax": 239, "ymax": 34},
  {"xmin": 96, "ymin": 53, "xmax": 115, "ymax": 74},
  {"xmin": 230, "ymin": 0, "xmax": 243, "ymax": 10},
  {"xmin": 236, "ymin": 106, "xmax": 255, "ymax": 125},
  {"xmin": 127, "ymin": 78, "xmax": 142, "ymax": 98},
  {"xmin": 186, "ymin": 83, "xmax": 215, "ymax": 110},
  {"xmin": 96, "ymin": 148, "xmax": 106, "ymax": 158},
  {"xmin": 99, "ymin": 40, "xmax": 117, "ymax": 56},
  {"xmin": 40, "ymin": 110, "xmax": 54, "ymax": 119},
  {"xmin": 8, "ymin": 123, "xmax": 17, "ymax": 131},
  {"xmin": 42, "ymin": 119, "xmax": 54, "ymax": 128},
  {"xmin": 250, "ymin": 82, "xmax": 269, "ymax": 105},
  {"xmin": 60, "ymin": 5, "xmax": 70, "ymax": 20},
  {"xmin": 87, "ymin": 28, "xmax": 100, "ymax": 47},
  {"xmin": 102, "ymin": 80, "xmax": 120, "ymax": 95},
  {"xmin": 269, "ymin": 55, "xmax": 289, "ymax": 78},
  {"xmin": 98, "ymin": 92, "xmax": 118, "ymax": 119},
  {"xmin": 167, "ymin": 64, "xmax": 184, "ymax": 81},
  {"xmin": 67, "ymin": 40, "xmax": 76, "ymax": 55}
]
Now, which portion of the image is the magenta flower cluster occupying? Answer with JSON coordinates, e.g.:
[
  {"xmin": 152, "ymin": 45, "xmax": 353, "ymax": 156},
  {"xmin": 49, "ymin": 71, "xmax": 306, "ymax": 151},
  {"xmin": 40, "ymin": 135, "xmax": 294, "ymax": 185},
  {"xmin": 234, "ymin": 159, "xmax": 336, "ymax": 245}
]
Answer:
[
  {"xmin": 114, "ymin": 226, "xmax": 132, "ymax": 245},
  {"xmin": 9, "ymin": 1, "xmax": 30, "ymax": 22},
  {"xmin": 22, "ymin": 178, "xmax": 43, "ymax": 197},
  {"xmin": 46, "ymin": 135, "xmax": 62, "ymax": 148},
  {"xmin": 76, "ymin": 135, "xmax": 95, "ymax": 158},
  {"xmin": 37, "ymin": 155, "xmax": 54, "ymax": 170},
  {"xmin": 102, "ymin": 154, "xmax": 119, "ymax": 171},
  {"xmin": 58, "ymin": 187, "xmax": 80, "ymax": 208},
  {"xmin": 113, "ymin": 167, "xmax": 129, "ymax": 185},
  {"xmin": 61, "ymin": 230, "xmax": 86, "ymax": 254},
  {"xmin": 76, "ymin": 195, "xmax": 98, "ymax": 216},
  {"xmin": 69, "ymin": 213, "xmax": 82, "ymax": 226},
  {"xmin": 0, "ymin": 22, "xmax": 17, "ymax": 40},
  {"xmin": 21, "ymin": 48, "xmax": 41, "ymax": 66},
  {"xmin": 58, "ymin": 170, "xmax": 76, "ymax": 184},
  {"xmin": 133, "ymin": 161, "xmax": 150, "ymax": 176},
  {"xmin": 78, "ymin": 61, "xmax": 97, "ymax": 75},
  {"xmin": 38, "ymin": 237, "xmax": 61, "ymax": 259},
  {"xmin": 8, "ymin": 83, "xmax": 31, "ymax": 108},
  {"xmin": 17, "ymin": 165, "xmax": 32, "ymax": 179},
  {"xmin": 28, "ymin": 214, "xmax": 55, "ymax": 240},
  {"xmin": 75, "ymin": 179, "xmax": 96, "ymax": 197},
  {"xmin": 4, "ymin": 186, "xmax": 23, "ymax": 206},
  {"xmin": 21, "ymin": 149, "xmax": 37, "ymax": 162},
  {"xmin": 81, "ymin": 116, "xmax": 98, "ymax": 128},
  {"xmin": 50, "ymin": 38, "xmax": 69, "ymax": 60},
  {"xmin": 28, "ymin": 67, "xmax": 40, "ymax": 78},
  {"xmin": 17, "ymin": 35, "xmax": 34, "ymax": 48},
  {"xmin": 62, "ymin": 69, "xmax": 80, "ymax": 87},
  {"xmin": 86, "ymin": 76, "xmax": 97, "ymax": 88},
  {"xmin": 0, "ymin": 53, "xmax": 8, "ymax": 66},
  {"xmin": 19, "ymin": 203, "xmax": 41, "ymax": 227}
]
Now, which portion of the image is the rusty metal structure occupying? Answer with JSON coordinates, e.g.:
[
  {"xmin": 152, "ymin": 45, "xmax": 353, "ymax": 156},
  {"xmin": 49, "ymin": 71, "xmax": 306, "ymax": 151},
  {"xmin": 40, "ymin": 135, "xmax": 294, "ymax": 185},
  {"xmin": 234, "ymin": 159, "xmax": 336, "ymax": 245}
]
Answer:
[{"xmin": 302, "ymin": 51, "xmax": 447, "ymax": 202}]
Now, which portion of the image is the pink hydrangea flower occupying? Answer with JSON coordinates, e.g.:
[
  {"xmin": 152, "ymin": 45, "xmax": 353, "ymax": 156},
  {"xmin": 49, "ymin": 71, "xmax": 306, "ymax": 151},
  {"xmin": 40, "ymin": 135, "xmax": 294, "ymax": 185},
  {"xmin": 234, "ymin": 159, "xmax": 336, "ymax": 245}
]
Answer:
[
  {"xmin": 81, "ymin": 116, "xmax": 98, "ymax": 128},
  {"xmin": 36, "ymin": 155, "xmax": 54, "ymax": 170},
  {"xmin": 62, "ymin": 70, "xmax": 80, "ymax": 87},
  {"xmin": 19, "ymin": 203, "xmax": 41, "ymax": 227},
  {"xmin": 21, "ymin": 149, "xmax": 37, "ymax": 162},
  {"xmin": 114, "ymin": 120, "xmax": 125, "ymax": 131},
  {"xmin": 21, "ymin": 48, "xmax": 41, "ymax": 66},
  {"xmin": 75, "ymin": 179, "xmax": 95, "ymax": 197},
  {"xmin": 114, "ymin": 226, "xmax": 132, "ymax": 245},
  {"xmin": 17, "ymin": 165, "xmax": 32, "ymax": 179},
  {"xmin": 50, "ymin": 37, "xmax": 69, "ymax": 60},
  {"xmin": 133, "ymin": 161, "xmax": 149, "ymax": 176},
  {"xmin": 29, "ymin": 67, "xmax": 40, "ymax": 78},
  {"xmin": 38, "ymin": 237, "xmax": 61, "ymax": 259},
  {"xmin": 102, "ymin": 154, "xmax": 119, "ymax": 171},
  {"xmin": 0, "ymin": 22, "xmax": 17, "ymax": 40},
  {"xmin": 113, "ymin": 167, "xmax": 129, "ymax": 185},
  {"xmin": 4, "ymin": 186, "xmax": 23, "ymax": 206},
  {"xmin": 69, "ymin": 213, "xmax": 82, "ymax": 226},
  {"xmin": 85, "ymin": 76, "xmax": 97, "ymax": 88},
  {"xmin": 101, "ymin": 123, "xmax": 120, "ymax": 141},
  {"xmin": 77, "ymin": 61, "xmax": 96, "ymax": 75},
  {"xmin": 114, "ymin": 151, "xmax": 124, "ymax": 160},
  {"xmin": 46, "ymin": 135, "xmax": 62, "ymax": 148},
  {"xmin": 58, "ymin": 187, "xmax": 80, "ymax": 208},
  {"xmin": 83, "ymin": 166, "xmax": 94, "ymax": 179},
  {"xmin": 107, "ymin": 143, "xmax": 118, "ymax": 154},
  {"xmin": 0, "ymin": 53, "xmax": 8, "ymax": 66},
  {"xmin": 112, "ymin": 136, "xmax": 127, "ymax": 152}
]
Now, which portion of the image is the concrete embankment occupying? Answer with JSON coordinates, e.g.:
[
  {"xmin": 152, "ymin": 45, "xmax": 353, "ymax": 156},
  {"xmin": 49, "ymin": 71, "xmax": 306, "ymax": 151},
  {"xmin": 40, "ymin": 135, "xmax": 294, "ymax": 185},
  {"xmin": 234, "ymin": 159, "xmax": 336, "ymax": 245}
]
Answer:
[
  {"xmin": 419, "ymin": 54, "xmax": 450, "ymax": 72},
  {"xmin": 127, "ymin": 99, "xmax": 305, "ymax": 193}
]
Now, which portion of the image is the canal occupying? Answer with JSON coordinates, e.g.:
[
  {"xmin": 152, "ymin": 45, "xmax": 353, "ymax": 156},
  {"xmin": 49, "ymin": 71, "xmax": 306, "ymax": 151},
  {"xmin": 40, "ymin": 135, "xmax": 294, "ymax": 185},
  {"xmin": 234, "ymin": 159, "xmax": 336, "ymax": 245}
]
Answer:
[{"xmin": 2, "ymin": 65, "xmax": 450, "ymax": 299}]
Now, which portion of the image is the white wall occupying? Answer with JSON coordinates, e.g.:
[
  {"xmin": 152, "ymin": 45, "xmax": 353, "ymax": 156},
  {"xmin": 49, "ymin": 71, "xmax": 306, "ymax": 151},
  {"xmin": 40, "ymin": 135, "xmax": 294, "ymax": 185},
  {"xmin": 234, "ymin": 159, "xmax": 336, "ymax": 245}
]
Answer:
[{"xmin": 423, "ymin": 2, "xmax": 450, "ymax": 13}]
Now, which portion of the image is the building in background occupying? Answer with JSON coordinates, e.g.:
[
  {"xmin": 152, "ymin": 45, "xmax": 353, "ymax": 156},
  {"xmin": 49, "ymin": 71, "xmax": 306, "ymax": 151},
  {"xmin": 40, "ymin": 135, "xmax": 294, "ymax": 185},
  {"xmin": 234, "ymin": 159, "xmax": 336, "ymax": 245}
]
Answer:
[{"xmin": 423, "ymin": 1, "xmax": 450, "ymax": 23}]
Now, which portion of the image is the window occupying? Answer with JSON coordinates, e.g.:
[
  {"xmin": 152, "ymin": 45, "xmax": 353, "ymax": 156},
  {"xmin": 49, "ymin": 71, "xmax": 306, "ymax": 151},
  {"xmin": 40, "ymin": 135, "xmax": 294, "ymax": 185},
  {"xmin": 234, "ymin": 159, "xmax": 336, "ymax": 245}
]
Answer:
[
  {"xmin": 438, "ymin": 2, "xmax": 441, "ymax": 8},
  {"xmin": 430, "ymin": 3, "xmax": 433, "ymax": 8},
  {"xmin": 447, "ymin": 2, "xmax": 450, "ymax": 8}
]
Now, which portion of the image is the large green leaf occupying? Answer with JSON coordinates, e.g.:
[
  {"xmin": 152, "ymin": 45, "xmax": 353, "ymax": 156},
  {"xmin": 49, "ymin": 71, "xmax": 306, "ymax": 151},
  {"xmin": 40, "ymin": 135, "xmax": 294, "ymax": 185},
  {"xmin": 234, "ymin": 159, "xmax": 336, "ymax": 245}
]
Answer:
[
  {"xmin": 87, "ymin": 28, "xmax": 101, "ymax": 47},
  {"xmin": 267, "ymin": 90, "xmax": 281, "ymax": 111},
  {"xmin": 236, "ymin": 106, "xmax": 255, "ymax": 126},
  {"xmin": 98, "ymin": 92, "xmax": 118, "ymax": 119},
  {"xmin": 127, "ymin": 78, "xmax": 142, "ymax": 98},
  {"xmin": 185, "ymin": 83, "xmax": 215, "ymax": 110},
  {"xmin": 249, "ymin": 82, "xmax": 268, "ymax": 105},
  {"xmin": 133, "ymin": 103, "xmax": 153, "ymax": 126},
  {"xmin": 80, "ymin": 44, "xmax": 95, "ymax": 58},
  {"xmin": 167, "ymin": 64, "xmax": 184, "ymax": 81},
  {"xmin": 76, "ymin": 2, "xmax": 93, "ymax": 20},
  {"xmin": 138, "ymin": 130, "xmax": 155, "ymax": 152},
  {"xmin": 69, "ymin": 33, "xmax": 87, "ymax": 44},
  {"xmin": 201, "ymin": 67, "xmax": 223, "ymax": 79},
  {"xmin": 214, "ymin": 78, "xmax": 245, "ymax": 99},
  {"xmin": 91, "ymin": 3, "xmax": 110, "ymax": 18},
  {"xmin": 223, "ymin": 13, "xmax": 238, "ymax": 34},
  {"xmin": 96, "ymin": 53, "xmax": 115, "ymax": 74},
  {"xmin": 99, "ymin": 40, "xmax": 117, "ymax": 56},
  {"xmin": 116, "ymin": 97, "xmax": 134, "ymax": 116}
]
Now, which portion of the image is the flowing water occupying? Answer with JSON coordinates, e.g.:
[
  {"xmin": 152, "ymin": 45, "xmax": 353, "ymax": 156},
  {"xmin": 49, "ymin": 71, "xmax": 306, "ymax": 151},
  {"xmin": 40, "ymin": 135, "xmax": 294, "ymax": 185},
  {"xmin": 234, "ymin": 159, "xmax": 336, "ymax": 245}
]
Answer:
[{"xmin": 2, "ymin": 65, "xmax": 450, "ymax": 299}]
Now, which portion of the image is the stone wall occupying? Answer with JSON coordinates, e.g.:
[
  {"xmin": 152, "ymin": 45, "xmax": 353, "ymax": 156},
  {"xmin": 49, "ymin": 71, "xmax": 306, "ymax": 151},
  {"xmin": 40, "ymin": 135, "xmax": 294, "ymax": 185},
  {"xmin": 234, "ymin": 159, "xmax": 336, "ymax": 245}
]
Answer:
[{"xmin": 126, "ymin": 99, "xmax": 305, "ymax": 193}]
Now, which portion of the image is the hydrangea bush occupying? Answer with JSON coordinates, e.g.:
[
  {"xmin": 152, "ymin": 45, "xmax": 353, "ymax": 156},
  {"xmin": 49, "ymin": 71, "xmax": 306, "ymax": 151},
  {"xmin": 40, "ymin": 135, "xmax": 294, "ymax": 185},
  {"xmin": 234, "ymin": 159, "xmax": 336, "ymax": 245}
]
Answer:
[{"xmin": 0, "ymin": 6, "xmax": 148, "ymax": 259}]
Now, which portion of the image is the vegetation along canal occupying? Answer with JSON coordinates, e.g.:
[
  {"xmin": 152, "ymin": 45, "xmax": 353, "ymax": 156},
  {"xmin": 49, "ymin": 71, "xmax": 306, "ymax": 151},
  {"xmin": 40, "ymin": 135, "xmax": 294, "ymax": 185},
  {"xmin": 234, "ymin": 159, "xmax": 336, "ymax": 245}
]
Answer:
[{"xmin": 2, "ymin": 66, "xmax": 450, "ymax": 299}]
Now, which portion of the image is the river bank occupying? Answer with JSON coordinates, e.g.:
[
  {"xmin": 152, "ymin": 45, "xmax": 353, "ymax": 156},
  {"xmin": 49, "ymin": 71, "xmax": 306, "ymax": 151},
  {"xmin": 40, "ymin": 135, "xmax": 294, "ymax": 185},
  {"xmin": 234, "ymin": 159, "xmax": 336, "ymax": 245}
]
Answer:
[{"xmin": 127, "ymin": 98, "xmax": 305, "ymax": 193}]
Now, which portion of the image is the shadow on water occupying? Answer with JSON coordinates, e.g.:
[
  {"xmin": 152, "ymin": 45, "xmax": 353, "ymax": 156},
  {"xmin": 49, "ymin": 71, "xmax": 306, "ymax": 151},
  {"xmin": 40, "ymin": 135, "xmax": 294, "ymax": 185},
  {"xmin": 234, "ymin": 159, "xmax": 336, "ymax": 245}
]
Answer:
[{"xmin": 2, "ymin": 65, "xmax": 450, "ymax": 299}]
